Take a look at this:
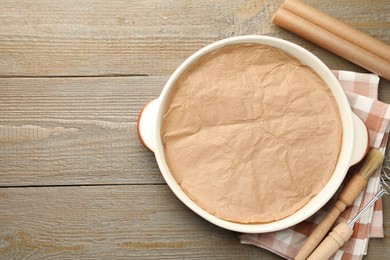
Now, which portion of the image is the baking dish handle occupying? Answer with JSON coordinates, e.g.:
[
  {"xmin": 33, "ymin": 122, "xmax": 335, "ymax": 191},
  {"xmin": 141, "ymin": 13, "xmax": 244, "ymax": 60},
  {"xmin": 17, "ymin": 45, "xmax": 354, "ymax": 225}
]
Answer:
[
  {"xmin": 137, "ymin": 99, "xmax": 160, "ymax": 152},
  {"xmin": 350, "ymin": 113, "xmax": 369, "ymax": 166}
]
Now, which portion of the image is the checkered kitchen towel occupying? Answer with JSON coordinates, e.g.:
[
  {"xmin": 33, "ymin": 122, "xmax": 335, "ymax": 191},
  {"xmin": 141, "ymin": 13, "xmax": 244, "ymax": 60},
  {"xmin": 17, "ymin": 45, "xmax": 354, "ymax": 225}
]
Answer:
[{"xmin": 240, "ymin": 70, "xmax": 390, "ymax": 260}]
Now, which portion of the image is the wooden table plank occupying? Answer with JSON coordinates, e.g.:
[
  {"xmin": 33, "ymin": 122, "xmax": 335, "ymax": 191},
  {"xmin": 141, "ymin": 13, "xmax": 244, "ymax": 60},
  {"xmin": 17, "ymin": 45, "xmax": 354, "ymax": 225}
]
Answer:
[
  {"xmin": 0, "ymin": 0, "xmax": 388, "ymax": 77},
  {"xmin": 0, "ymin": 76, "xmax": 166, "ymax": 186},
  {"xmin": 0, "ymin": 76, "xmax": 165, "ymax": 124},
  {"xmin": 0, "ymin": 185, "xmax": 281, "ymax": 259}
]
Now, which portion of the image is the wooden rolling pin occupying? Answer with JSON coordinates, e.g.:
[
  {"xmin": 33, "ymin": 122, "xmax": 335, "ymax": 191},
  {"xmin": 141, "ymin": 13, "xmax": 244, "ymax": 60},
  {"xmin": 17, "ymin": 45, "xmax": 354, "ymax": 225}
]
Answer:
[
  {"xmin": 272, "ymin": 0, "xmax": 390, "ymax": 81},
  {"xmin": 295, "ymin": 149, "xmax": 384, "ymax": 260}
]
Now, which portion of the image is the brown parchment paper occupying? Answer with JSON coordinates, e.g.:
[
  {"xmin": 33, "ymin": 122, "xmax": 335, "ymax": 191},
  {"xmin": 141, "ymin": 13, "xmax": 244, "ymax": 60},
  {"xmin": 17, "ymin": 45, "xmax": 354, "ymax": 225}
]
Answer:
[{"xmin": 161, "ymin": 44, "xmax": 342, "ymax": 224}]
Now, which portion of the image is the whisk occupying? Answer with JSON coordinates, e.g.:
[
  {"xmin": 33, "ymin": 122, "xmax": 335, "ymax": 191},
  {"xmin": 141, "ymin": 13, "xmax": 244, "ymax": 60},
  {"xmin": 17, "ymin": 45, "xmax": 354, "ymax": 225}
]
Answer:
[{"xmin": 306, "ymin": 155, "xmax": 390, "ymax": 260}]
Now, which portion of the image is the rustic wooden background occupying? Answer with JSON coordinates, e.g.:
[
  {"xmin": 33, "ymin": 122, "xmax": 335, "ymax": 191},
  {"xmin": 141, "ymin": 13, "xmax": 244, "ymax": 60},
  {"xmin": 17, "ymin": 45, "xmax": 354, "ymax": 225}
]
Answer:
[{"xmin": 0, "ymin": 0, "xmax": 389, "ymax": 259}]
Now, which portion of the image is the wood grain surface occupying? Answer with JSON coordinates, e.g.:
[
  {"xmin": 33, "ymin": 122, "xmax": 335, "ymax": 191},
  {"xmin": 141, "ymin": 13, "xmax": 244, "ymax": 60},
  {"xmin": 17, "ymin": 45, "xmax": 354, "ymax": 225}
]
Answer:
[
  {"xmin": 0, "ymin": 0, "xmax": 389, "ymax": 77},
  {"xmin": 0, "ymin": 0, "xmax": 389, "ymax": 259}
]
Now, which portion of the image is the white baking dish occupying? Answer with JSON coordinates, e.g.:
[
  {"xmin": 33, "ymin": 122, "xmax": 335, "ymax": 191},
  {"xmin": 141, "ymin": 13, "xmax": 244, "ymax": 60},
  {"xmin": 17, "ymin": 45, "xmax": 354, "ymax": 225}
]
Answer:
[{"xmin": 137, "ymin": 35, "xmax": 368, "ymax": 233}]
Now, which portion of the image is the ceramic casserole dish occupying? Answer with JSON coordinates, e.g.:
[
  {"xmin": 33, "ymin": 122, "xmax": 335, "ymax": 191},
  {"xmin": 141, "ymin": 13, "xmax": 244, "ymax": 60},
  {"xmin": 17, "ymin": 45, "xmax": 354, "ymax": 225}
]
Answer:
[{"xmin": 137, "ymin": 35, "xmax": 368, "ymax": 233}]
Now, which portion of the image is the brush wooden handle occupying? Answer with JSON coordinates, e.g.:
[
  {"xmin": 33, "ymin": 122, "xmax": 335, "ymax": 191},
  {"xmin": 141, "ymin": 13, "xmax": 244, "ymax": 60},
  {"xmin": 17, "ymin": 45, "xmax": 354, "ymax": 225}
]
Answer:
[
  {"xmin": 307, "ymin": 222, "xmax": 353, "ymax": 260},
  {"xmin": 338, "ymin": 174, "xmax": 368, "ymax": 205}
]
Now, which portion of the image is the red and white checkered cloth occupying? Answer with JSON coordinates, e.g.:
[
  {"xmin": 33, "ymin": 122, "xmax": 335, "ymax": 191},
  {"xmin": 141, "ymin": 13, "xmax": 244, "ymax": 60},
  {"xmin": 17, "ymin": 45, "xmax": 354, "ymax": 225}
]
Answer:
[{"xmin": 240, "ymin": 70, "xmax": 390, "ymax": 260}]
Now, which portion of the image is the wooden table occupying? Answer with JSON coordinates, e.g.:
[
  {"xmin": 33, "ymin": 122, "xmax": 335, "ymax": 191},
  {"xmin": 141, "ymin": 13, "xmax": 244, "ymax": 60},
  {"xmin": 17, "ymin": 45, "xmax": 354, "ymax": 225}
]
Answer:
[{"xmin": 1, "ymin": 0, "xmax": 389, "ymax": 259}]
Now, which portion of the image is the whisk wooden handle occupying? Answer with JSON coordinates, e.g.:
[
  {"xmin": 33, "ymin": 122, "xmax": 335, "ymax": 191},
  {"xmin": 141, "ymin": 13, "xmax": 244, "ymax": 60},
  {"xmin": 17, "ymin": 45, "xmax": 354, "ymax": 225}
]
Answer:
[
  {"xmin": 307, "ymin": 222, "xmax": 353, "ymax": 260},
  {"xmin": 294, "ymin": 202, "xmax": 346, "ymax": 260}
]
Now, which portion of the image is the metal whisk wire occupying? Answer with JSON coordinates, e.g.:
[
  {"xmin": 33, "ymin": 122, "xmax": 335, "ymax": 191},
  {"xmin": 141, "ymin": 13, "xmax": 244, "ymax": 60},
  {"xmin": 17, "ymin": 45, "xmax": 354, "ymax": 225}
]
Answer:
[
  {"xmin": 380, "ymin": 155, "xmax": 390, "ymax": 193},
  {"xmin": 348, "ymin": 154, "xmax": 390, "ymax": 227}
]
